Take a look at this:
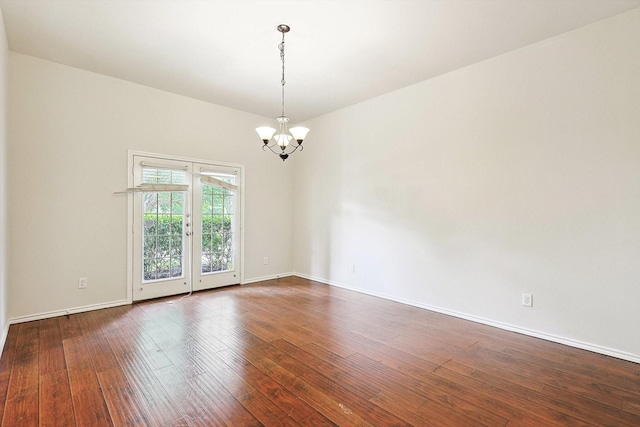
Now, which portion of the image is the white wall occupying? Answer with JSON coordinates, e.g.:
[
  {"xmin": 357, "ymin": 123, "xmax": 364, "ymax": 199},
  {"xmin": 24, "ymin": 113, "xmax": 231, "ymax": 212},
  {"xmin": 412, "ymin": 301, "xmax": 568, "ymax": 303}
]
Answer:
[
  {"xmin": 0, "ymin": 8, "xmax": 8, "ymax": 345},
  {"xmin": 8, "ymin": 53, "xmax": 294, "ymax": 319},
  {"xmin": 293, "ymin": 9, "xmax": 640, "ymax": 360}
]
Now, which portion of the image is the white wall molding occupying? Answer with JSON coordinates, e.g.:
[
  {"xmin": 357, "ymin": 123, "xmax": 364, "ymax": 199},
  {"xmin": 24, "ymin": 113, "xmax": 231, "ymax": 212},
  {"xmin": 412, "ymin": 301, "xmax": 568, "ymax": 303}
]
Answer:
[
  {"xmin": 0, "ymin": 273, "xmax": 290, "ymax": 353},
  {"xmin": 242, "ymin": 272, "xmax": 294, "ymax": 285},
  {"xmin": 294, "ymin": 273, "xmax": 640, "ymax": 364},
  {"xmin": 8, "ymin": 299, "xmax": 130, "ymax": 325},
  {"xmin": 0, "ymin": 322, "xmax": 9, "ymax": 355},
  {"xmin": 0, "ymin": 7, "xmax": 9, "ymax": 370},
  {"xmin": 3, "ymin": 273, "xmax": 638, "ymax": 364}
]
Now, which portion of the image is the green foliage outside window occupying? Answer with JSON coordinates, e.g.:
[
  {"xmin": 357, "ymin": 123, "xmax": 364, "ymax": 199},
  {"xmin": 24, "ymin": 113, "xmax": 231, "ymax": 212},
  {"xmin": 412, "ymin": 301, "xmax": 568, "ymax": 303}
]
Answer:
[{"xmin": 143, "ymin": 214, "xmax": 232, "ymax": 280}]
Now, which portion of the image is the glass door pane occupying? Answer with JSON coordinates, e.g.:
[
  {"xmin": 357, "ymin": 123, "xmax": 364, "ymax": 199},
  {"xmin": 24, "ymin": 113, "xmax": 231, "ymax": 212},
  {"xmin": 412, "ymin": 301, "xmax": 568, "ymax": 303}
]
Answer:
[
  {"xmin": 192, "ymin": 164, "xmax": 240, "ymax": 291},
  {"xmin": 132, "ymin": 156, "xmax": 192, "ymax": 301},
  {"xmin": 201, "ymin": 184, "xmax": 233, "ymax": 273},
  {"xmin": 143, "ymin": 191, "xmax": 184, "ymax": 281}
]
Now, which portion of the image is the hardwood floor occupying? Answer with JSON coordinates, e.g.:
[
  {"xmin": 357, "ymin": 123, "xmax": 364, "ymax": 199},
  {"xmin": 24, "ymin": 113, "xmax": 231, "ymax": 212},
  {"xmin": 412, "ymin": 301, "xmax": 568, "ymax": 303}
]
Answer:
[{"xmin": 0, "ymin": 276, "xmax": 639, "ymax": 426}]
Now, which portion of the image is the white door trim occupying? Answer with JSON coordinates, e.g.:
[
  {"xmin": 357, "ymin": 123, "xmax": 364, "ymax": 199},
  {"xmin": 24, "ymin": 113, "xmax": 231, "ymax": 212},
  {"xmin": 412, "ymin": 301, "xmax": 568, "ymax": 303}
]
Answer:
[{"xmin": 126, "ymin": 150, "xmax": 245, "ymax": 303}]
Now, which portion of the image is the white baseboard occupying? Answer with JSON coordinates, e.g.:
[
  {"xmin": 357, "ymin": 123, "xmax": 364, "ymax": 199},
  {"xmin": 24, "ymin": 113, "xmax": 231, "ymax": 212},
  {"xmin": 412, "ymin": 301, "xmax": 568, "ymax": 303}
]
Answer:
[
  {"xmin": 0, "ymin": 321, "xmax": 9, "ymax": 356},
  {"xmin": 294, "ymin": 272, "xmax": 640, "ymax": 364},
  {"xmin": 242, "ymin": 272, "xmax": 294, "ymax": 285},
  {"xmin": 8, "ymin": 299, "xmax": 130, "ymax": 325},
  {"xmin": 3, "ymin": 274, "xmax": 637, "ymax": 364},
  {"xmin": 3, "ymin": 271, "xmax": 297, "ymax": 327}
]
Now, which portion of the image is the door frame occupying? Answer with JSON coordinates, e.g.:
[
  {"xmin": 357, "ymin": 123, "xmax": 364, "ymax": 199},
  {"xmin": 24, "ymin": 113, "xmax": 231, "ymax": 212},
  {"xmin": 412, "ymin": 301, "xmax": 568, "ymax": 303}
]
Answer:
[{"xmin": 126, "ymin": 150, "xmax": 245, "ymax": 304}]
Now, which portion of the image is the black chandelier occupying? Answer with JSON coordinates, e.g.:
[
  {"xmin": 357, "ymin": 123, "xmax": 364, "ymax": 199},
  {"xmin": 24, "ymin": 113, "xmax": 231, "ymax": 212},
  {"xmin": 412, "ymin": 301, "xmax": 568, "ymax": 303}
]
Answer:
[{"xmin": 256, "ymin": 24, "xmax": 309, "ymax": 161}]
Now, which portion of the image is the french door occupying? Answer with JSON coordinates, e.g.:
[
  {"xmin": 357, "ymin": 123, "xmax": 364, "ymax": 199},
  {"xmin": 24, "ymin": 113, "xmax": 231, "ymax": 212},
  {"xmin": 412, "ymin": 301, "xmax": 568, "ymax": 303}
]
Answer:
[{"xmin": 130, "ymin": 154, "xmax": 241, "ymax": 301}]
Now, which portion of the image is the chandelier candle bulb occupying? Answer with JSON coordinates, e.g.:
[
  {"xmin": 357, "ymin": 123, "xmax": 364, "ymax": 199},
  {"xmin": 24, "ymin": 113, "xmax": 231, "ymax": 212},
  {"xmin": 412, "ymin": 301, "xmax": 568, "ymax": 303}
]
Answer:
[{"xmin": 256, "ymin": 24, "xmax": 309, "ymax": 161}]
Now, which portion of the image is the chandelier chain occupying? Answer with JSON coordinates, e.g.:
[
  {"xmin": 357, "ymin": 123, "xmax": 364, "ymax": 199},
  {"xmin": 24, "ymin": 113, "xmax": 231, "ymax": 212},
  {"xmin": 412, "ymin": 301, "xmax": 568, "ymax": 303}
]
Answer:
[{"xmin": 279, "ymin": 31, "xmax": 286, "ymax": 117}]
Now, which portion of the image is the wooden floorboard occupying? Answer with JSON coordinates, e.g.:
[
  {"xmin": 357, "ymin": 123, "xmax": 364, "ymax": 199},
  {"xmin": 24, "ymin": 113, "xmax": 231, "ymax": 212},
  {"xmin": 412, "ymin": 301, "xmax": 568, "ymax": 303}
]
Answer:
[{"xmin": 0, "ymin": 276, "xmax": 639, "ymax": 426}]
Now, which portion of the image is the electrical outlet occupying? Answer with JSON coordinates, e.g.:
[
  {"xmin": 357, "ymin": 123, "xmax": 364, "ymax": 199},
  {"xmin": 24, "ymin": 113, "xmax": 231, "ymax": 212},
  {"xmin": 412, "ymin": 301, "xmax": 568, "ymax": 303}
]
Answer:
[
  {"xmin": 350, "ymin": 264, "xmax": 356, "ymax": 273},
  {"xmin": 522, "ymin": 293, "xmax": 533, "ymax": 307},
  {"xmin": 79, "ymin": 277, "xmax": 88, "ymax": 289},
  {"xmin": 263, "ymin": 257, "xmax": 269, "ymax": 265}
]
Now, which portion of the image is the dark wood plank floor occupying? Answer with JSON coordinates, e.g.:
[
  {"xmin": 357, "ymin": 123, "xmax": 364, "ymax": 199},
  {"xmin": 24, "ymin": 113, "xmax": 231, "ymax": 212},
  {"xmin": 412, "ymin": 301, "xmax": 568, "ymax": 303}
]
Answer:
[{"xmin": 0, "ymin": 276, "xmax": 639, "ymax": 426}]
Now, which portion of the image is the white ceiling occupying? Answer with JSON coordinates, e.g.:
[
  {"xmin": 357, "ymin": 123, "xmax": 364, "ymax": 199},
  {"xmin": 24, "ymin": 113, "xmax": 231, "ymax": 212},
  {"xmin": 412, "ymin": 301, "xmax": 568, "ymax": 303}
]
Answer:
[{"xmin": 1, "ymin": 0, "xmax": 639, "ymax": 122}]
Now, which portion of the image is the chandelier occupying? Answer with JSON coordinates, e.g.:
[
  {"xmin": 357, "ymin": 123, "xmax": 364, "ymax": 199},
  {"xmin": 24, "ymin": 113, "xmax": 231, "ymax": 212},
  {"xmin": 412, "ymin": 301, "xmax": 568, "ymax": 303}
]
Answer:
[{"xmin": 256, "ymin": 24, "xmax": 309, "ymax": 161}]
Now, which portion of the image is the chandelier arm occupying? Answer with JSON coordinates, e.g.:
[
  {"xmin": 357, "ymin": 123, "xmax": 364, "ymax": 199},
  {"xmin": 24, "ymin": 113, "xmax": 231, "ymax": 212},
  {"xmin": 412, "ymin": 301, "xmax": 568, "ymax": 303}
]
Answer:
[
  {"xmin": 284, "ymin": 146, "xmax": 297, "ymax": 156},
  {"xmin": 263, "ymin": 143, "xmax": 279, "ymax": 154},
  {"xmin": 262, "ymin": 142, "xmax": 304, "ymax": 155},
  {"xmin": 263, "ymin": 143, "xmax": 287, "ymax": 156},
  {"xmin": 284, "ymin": 144, "xmax": 301, "ymax": 155},
  {"xmin": 262, "ymin": 140, "xmax": 302, "ymax": 156}
]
